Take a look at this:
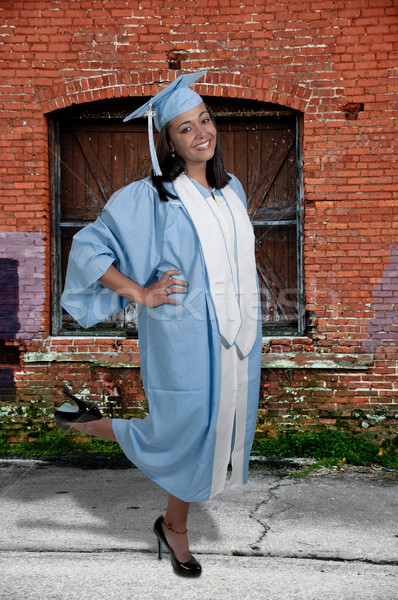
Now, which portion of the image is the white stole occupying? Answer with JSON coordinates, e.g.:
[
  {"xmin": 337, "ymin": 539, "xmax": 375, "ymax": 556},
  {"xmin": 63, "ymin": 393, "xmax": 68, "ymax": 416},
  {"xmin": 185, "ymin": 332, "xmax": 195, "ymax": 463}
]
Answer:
[{"xmin": 173, "ymin": 174, "xmax": 259, "ymax": 358}]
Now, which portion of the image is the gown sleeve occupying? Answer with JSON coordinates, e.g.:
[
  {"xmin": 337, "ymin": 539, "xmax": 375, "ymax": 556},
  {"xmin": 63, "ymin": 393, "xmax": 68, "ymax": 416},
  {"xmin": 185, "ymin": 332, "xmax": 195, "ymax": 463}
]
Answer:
[{"xmin": 60, "ymin": 179, "xmax": 165, "ymax": 328}]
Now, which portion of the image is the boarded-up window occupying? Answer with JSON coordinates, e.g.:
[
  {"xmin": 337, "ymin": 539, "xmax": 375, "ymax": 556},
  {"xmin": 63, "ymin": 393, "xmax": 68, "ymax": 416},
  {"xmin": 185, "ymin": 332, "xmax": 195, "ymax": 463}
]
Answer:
[{"xmin": 49, "ymin": 97, "xmax": 303, "ymax": 337}]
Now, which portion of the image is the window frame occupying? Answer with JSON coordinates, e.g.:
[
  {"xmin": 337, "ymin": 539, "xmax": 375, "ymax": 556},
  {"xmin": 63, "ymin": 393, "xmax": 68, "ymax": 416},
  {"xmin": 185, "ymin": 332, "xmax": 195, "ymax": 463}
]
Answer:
[{"xmin": 48, "ymin": 101, "xmax": 304, "ymax": 337}]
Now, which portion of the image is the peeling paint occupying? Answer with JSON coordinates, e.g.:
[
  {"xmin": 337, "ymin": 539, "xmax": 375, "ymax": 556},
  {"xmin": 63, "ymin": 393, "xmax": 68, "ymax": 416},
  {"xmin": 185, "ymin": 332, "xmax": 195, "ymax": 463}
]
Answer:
[
  {"xmin": 366, "ymin": 413, "xmax": 386, "ymax": 423},
  {"xmin": 0, "ymin": 406, "xmax": 12, "ymax": 418}
]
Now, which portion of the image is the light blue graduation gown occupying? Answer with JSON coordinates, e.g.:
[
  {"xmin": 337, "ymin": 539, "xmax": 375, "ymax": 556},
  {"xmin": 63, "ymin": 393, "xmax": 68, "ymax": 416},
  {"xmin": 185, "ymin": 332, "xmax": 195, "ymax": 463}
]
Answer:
[{"xmin": 61, "ymin": 174, "xmax": 262, "ymax": 502}]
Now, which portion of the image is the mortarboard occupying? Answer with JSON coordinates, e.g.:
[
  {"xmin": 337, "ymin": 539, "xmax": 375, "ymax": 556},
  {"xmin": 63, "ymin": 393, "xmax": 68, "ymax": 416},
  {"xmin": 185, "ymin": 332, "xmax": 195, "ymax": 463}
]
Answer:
[{"xmin": 123, "ymin": 71, "xmax": 207, "ymax": 176}]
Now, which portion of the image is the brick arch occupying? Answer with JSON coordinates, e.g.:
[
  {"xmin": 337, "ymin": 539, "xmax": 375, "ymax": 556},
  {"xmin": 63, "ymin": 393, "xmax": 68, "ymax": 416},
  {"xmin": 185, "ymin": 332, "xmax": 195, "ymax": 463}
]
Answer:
[
  {"xmin": 40, "ymin": 71, "xmax": 313, "ymax": 115},
  {"xmin": 198, "ymin": 72, "xmax": 312, "ymax": 113}
]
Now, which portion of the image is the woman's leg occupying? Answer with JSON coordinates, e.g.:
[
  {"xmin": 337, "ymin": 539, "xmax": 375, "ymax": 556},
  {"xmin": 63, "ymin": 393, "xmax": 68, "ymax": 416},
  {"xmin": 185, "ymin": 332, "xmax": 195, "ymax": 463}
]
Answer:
[
  {"xmin": 70, "ymin": 418, "xmax": 116, "ymax": 441},
  {"xmin": 72, "ymin": 421, "xmax": 194, "ymax": 562},
  {"xmin": 73, "ymin": 423, "xmax": 194, "ymax": 562},
  {"xmin": 163, "ymin": 493, "xmax": 192, "ymax": 562}
]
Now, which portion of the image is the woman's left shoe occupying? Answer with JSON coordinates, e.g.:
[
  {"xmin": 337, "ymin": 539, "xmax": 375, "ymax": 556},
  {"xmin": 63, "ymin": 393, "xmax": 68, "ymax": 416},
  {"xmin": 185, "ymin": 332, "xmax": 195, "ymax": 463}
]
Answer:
[
  {"xmin": 153, "ymin": 515, "xmax": 202, "ymax": 578},
  {"xmin": 54, "ymin": 387, "xmax": 103, "ymax": 431}
]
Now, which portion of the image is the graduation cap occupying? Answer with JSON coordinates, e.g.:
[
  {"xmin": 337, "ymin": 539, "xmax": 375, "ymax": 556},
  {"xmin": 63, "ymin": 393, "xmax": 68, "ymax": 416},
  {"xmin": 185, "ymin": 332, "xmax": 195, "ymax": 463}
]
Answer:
[{"xmin": 123, "ymin": 71, "xmax": 207, "ymax": 176}]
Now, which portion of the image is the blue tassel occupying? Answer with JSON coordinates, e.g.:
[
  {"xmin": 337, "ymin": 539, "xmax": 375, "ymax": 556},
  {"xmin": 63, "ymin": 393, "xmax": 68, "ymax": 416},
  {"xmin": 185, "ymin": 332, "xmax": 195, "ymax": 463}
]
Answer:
[{"xmin": 145, "ymin": 105, "xmax": 162, "ymax": 177}]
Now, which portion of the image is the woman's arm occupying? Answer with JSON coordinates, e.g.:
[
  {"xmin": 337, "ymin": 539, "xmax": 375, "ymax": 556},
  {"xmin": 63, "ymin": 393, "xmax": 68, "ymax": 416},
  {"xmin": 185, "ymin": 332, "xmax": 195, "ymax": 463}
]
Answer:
[
  {"xmin": 98, "ymin": 265, "xmax": 187, "ymax": 307},
  {"xmin": 98, "ymin": 265, "xmax": 146, "ymax": 304}
]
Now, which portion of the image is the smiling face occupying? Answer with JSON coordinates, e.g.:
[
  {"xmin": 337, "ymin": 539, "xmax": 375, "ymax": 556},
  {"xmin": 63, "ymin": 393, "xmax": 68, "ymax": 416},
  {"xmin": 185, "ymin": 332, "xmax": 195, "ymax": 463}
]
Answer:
[{"xmin": 167, "ymin": 102, "xmax": 217, "ymax": 177}]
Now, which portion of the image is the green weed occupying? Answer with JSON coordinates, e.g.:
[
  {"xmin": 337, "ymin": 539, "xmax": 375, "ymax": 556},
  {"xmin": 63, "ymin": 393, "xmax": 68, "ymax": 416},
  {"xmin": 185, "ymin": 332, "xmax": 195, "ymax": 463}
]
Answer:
[
  {"xmin": 0, "ymin": 427, "xmax": 120, "ymax": 457},
  {"xmin": 251, "ymin": 430, "xmax": 397, "ymax": 469},
  {"xmin": 0, "ymin": 426, "xmax": 396, "ymax": 470}
]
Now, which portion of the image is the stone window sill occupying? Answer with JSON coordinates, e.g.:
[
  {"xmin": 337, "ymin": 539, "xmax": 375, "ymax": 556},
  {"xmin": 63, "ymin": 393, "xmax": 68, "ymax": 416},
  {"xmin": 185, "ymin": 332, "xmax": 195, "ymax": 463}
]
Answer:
[
  {"xmin": 261, "ymin": 353, "xmax": 373, "ymax": 370},
  {"xmin": 23, "ymin": 337, "xmax": 374, "ymax": 371}
]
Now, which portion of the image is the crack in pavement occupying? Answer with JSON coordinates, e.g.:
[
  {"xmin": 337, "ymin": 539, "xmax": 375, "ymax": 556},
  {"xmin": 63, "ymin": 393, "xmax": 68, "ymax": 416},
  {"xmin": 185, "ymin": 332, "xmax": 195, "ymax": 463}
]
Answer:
[{"xmin": 248, "ymin": 476, "xmax": 296, "ymax": 549}]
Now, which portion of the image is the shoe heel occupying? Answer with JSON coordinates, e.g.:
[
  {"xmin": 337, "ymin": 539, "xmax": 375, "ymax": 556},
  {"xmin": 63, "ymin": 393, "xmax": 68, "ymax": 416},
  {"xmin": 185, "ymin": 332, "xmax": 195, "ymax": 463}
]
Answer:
[
  {"xmin": 157, "ymin": 537, "xmax": 162, "ymax": 560},
  {"xmin": 62, "ymin": 387, "xmax": 86, "ymax": 409}
]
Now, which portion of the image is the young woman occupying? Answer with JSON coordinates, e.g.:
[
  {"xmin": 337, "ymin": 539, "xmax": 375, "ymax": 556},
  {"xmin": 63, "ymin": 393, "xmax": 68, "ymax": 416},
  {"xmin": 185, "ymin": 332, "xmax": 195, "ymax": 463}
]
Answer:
[{"xmin": 57, "ymin": 72, "xmax": 262, "ymax": 578}]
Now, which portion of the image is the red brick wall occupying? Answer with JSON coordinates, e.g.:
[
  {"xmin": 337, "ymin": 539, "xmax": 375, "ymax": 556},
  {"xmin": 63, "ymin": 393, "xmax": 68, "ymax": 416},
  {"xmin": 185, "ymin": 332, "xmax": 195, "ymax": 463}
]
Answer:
[{"xmin": 0, "ymin": 0, "xmax": 397, "ymax": 442}]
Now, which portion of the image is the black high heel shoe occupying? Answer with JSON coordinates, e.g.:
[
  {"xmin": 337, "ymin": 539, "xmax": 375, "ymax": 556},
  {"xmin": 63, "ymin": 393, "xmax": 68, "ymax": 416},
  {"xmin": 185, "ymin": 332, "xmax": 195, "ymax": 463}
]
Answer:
[
  {"xmin": 54, "ymin": 387, "xmax": 103, "ymax": 431},
  {"xmin": 153, "ymin": 515, "xmax": 202, "ymax": 578}
]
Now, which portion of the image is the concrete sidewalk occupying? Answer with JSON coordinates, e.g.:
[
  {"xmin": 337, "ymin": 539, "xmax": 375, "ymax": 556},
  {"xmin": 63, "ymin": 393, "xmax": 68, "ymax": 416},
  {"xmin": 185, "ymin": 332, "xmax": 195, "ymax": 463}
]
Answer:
[{"xmin": 0, "ymin": 456, "xmax": 396, "ymax": 600}]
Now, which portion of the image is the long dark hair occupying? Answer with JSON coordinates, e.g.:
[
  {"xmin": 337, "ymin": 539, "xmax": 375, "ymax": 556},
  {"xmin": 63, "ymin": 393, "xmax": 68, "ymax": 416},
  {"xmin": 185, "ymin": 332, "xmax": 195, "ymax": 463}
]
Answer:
[{"xmin": 151, "ymin": 104, "xmax": 231, "ymax": 202}]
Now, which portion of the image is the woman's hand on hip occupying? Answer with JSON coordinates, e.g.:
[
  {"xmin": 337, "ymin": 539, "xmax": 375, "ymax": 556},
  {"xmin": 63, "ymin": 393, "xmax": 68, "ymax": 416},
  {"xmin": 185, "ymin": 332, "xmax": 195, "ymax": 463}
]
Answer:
[{"xmin": 141, "ymin": 270, "xmax": 188, "ymax": 308}]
